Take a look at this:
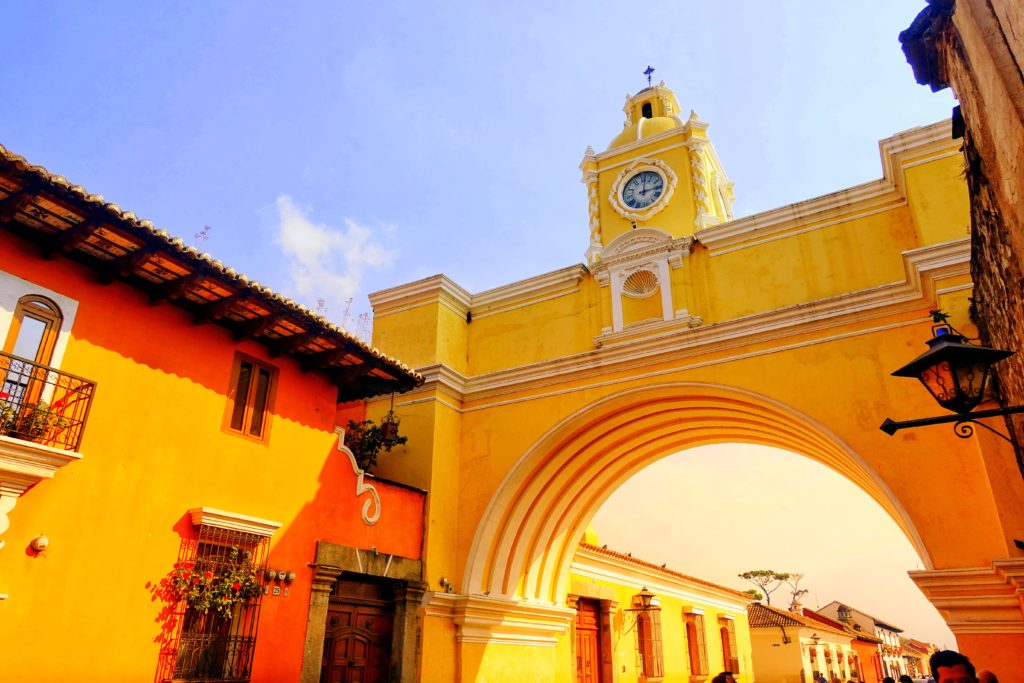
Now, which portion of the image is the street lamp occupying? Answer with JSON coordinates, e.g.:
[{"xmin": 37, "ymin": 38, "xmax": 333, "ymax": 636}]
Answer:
[
  {"xmin": 623, "ymin": 587, "xmax": 657, "ymax": 633},
  {"xmin": 880, "ymin": 328, "xmax": 1024, "ymax": 443}
]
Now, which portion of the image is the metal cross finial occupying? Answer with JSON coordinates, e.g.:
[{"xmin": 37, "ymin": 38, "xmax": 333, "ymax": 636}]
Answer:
[{"xmin": 644, "ymin": 66, "xmax": 655, "ymax": 86}]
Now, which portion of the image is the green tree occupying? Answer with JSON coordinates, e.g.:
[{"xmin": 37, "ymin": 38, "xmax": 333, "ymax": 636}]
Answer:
[{"xmin": 737, "ymin": 570, "xmax": 791, "ymax": 606}]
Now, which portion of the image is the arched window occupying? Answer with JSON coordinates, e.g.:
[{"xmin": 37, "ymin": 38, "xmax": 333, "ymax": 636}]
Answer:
[
  {"xmin": 4, "ymin": 295, "xmax": 62, "ymax": 366},
  {"xmin": 641, "ymin": 102, "xmax": 653, "ymax": 119}
]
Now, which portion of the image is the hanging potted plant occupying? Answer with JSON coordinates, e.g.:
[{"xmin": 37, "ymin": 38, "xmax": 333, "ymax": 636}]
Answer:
[
  {"xmin": 168, "ymin": 547, "xmax": 261, "ymax": 618},
  {"xmin": 344, "ymin": 415, "xmax": 408, "ymax": 472}
]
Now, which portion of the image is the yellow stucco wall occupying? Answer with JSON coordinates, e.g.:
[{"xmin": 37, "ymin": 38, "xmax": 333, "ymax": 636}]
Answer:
[{"xmin": 368, "ymin": 86, "xmax": 1024, "ymax": 679}]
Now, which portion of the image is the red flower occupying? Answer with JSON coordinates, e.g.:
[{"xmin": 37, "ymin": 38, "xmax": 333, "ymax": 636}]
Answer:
[
  {"xmin": 183, "ymin": 562, "xmax": 194, "ymax": 569},
  {"xmin": 222, "ymin": 596, "xmax": 230, "ymax": 602},
  {"xmin": 192, "ymin": 576, "xmax": 200, "ymax": 584},
  {"xmin": 203, "ymin": 571, "xmax": 213, "ymax": 580},
  {"xmin": 232, "ymin": 581, "xmax": 241, "ymax": 591},
  {"xmin": 0, "ymin": 392, "xmax": 8, "ymax": 400}
]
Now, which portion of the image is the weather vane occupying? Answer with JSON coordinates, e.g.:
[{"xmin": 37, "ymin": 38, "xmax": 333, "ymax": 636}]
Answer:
[{"xmin": 644, "ymin": 65, "xmax": 655, "ymax": 87}]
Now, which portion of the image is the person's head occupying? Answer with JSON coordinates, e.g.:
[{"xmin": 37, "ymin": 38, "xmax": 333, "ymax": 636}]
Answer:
[
  {"xmin": 711, "ymin": 672, "xmax": 736, "ymax": 683},
  {"xmin": 977, "ymin": 671, "xmax": 998, "ymax": 683},
  {"xmin": 930, "ymin": 650, "xmax": 977, "ymax": 683},
  {"xmin": 900, "ymin": 676, "xmax": 914, "ymax": 683},
  {"xmin": 883, "ymin": 677, "xmax": 896, "ymax": 683}
]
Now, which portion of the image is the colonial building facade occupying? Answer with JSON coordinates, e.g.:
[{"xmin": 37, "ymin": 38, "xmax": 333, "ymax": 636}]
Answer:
[{"xmin": 0, "ymin": 146, "xmax": 426, "ymax": 682}]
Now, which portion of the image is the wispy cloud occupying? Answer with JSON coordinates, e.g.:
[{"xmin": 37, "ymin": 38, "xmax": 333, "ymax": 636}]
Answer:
[{"xmin": 274, "ymin": 195, "xmax": 394, "ymax": 322}]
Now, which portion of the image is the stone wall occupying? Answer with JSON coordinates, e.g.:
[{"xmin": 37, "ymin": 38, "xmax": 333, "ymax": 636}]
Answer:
[{"xmin": 902, "ymin": 0, "xmax": 1024, "ymax": 457}]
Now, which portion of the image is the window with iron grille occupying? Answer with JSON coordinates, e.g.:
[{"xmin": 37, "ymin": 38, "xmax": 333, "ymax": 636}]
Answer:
[
  {"xmin": 684, "ymin": 612, "xmax": 708, "ymax": 676},
  {"xmin": 718, "ymin": 616, "xmax": 740, "ymax": 674},
  {"xmin": 160, "ymin": 525, "xmax": 269, "ymax": 682},
  {"xmin": 637, "ymin": 607, "xmax": 664, "ymax": 679}
]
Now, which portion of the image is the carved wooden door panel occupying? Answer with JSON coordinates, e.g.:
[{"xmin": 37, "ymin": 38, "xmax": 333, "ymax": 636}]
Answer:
[
  {"xmin": 575, "ymin": 599, "xmax": 602, "ymax": 683},
  {"xmin": 322, "ymin": 583, "xmax": 394, "ymax": 683}
]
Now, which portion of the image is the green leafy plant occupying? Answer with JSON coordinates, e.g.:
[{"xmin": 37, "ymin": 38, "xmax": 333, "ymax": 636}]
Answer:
[
  {"xmin": 21, "ymin": 400, "xmax": 70, "ymax": 440},
  {"xmin": 168, "ymin": 548, "xmax": 261, "ymax": 618},
  {"xmin": 344, "ymin": 418, "xmax": 407, "ymax": 472},
  {"xmin": 0, "ymin": 392, "xmax": 16, "ymax": 434}
]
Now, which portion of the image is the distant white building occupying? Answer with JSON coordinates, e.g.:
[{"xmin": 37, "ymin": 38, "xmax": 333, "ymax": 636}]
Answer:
[{"xmin": 818, "ymin": 601, "xmax": 906, "ymax": 678}]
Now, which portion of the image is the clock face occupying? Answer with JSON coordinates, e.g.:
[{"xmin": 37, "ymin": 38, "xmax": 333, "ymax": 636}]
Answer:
[{"xmin": 621, "ymin": 171, "xmax": 665, "ymax": 209}]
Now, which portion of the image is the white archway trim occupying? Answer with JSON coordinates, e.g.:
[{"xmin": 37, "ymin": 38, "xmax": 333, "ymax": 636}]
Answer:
[
  {"xmin": 463, "ymin": 382, "xmax": 929, "ymax": 607},
  {"xmin": 423, "ymin": 592, "xmax": 575, "ymax": 646}
]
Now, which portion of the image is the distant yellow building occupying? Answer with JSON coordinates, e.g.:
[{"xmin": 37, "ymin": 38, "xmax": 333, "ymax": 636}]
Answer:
[
  {"xmin": 569, "ymin": 529, "xmax": 753, "ymax": 683},
  {"xmin": 369, "ymin": 80, "xmax": 1024, "ymax": 680}
]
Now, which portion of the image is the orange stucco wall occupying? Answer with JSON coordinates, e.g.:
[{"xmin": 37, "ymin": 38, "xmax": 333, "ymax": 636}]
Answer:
[{"xmin": 0, "ymin": 230, "xmax": 424, "ymax": 682}]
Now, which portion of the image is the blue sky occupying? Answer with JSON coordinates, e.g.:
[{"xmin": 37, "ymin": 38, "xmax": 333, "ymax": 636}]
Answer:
[
  {"xmin": 4, "ymin": 3, "xmax": 958, "ymax": 645},
  {"xmin": 4, "ymin": 2, "xmax": 954, "ymax": 330}
]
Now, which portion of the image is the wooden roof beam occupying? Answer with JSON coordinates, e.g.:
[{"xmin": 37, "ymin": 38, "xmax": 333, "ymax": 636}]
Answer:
[
  {"xmin": 301, "ymin": 347, "xmax": 355, "ymax": 372},
  {"xmin": 150, "ymin": 272, "xmax": 204, "ymax": 305},
  {"xmin": 232, "ymin": 313, "xmax": 284, "ymax": 341},
  {"xmin": 97, "ymin": 247, "xmax": 151, "ymax": 284},
  {"xmin": 0, "ymin": 187, "xmax": 36, "ymax": 223},
  {"xmin": 337, "ymin": 376, "xmax": 408, "ymax": 403},
  {"xmin": 193, "ymin": 292, "xmax": 246, "ymax": 324},
  {"xmin": 269, "ymin": 330, "xmax": 319, "ymax": 358},
  {"xmin": 43, "ymin": 218, "xmax": 101, "ymax": 258}
]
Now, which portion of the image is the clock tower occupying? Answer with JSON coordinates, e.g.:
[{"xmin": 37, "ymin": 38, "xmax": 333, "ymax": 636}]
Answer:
[{"xmin": 580, "ymin": 81, "xmax": 734, "ymax": 333}]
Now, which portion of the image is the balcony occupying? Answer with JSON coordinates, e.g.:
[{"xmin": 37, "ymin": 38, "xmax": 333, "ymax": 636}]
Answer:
[{"xmin": 1, "ymin": 350, "xmax": 95, "ymax": 452}]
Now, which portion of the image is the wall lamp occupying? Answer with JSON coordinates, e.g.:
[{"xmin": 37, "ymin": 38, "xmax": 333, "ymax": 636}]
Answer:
[
  {"xmin": 622, "ymin": 587, "xmax": 657, "ymax": 633},
  {"xmin": 881, "ymin": 320, "xmax": 1024, "ymax": 546},
  {"xmin": 880, "ymin": 327, "xmax": 1024, "ymax": 446}
]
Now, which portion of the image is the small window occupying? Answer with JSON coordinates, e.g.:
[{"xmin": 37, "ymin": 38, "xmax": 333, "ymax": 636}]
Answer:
[
  {"xmin": 685, "ymin": 612, "xmax": 708, "ymax": 675},
  {"xmin": 641, "ymin": 102, "xmax": 653, "ymax": 119},
  {"xmin": 225, "ymin": 354, "xmax": 276, "ymax": 441}
]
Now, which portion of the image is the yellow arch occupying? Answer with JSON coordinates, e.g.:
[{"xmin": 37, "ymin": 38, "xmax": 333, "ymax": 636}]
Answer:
[{"xmin": 463, "ymin": 382, "xmax": 930, "ymax": 604}]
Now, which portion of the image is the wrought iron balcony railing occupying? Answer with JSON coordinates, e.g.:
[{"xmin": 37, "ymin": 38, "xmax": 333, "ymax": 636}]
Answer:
[{"xmin": 0, "ymin": 349, "xmax": 96, "ymax": 451}]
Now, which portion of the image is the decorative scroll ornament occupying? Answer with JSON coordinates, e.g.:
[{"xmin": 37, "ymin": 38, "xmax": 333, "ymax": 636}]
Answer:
[
  {"xmin": 608, "ymin": 158, "xmax": 678, "ymax": 223},
  {"xmin": 334, "ymin": 425, "xmax": 381, "ymax": 525}
]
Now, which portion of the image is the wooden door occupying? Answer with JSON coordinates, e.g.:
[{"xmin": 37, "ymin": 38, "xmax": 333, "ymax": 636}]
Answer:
[
  {"xmin": 321, "ymin": 579, "xmax": 394, "ymax": 683},
  {"xmin": 575, "ymin": 598, "xmax": 603, "ymax": 683}
]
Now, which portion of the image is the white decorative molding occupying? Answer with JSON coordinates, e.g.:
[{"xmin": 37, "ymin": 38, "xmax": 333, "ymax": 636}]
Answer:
[
  {"xmin": 470, "ymin": 265, "xmax": 588, "ymax": 319},
  {"xmin": 371, "ymin": 266, "xmax": 589, "ymax": 325},
  {"xmin": 0, "ymin": 435, "xmax": 83, "ymax": 551},
  {"xmin": 394, "ymin": 238, "xmax": 969, "ymax": 408},
  {"xmin": 369, "ymin": 274, "xmax": 472, "ymax": 319},
  {"xmin": 0, "ymin": 271, "xmax": 81, "ymax": 374},
  {"xmin": 607, "ymin": 158, "xmax": 679, "ymax": 223},
  {"xmin": 188, "ymin": 507, "xmax": 281, "ymax": 537},
  {"xmin": 422, "ymin": 592, "xmax": 574, "ymax": 646},
  {"xmin": 333, "ymin": 426, "xmax": 382, "ymax": 525},
  {"xmin": 909, "ymin": 559, "xmax": 1024, "ymax": 634},
  {"xmin": 696, "ymin": 120, "xmax": 957, "ymax": 254}
]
